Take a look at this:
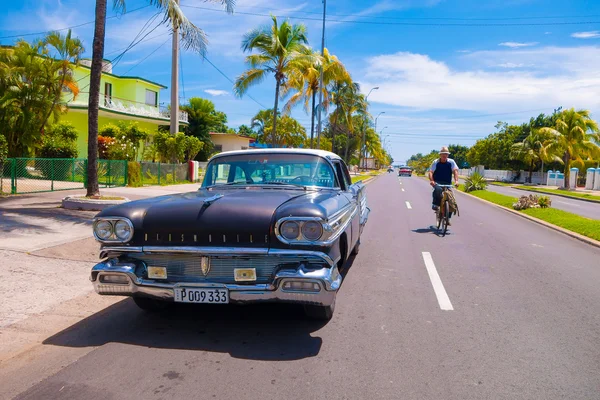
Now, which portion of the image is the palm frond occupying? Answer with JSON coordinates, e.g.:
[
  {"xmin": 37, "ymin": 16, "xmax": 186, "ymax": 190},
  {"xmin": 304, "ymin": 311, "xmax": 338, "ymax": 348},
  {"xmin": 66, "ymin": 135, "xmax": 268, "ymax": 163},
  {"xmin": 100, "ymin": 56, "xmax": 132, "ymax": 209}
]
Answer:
[{"xmin": 233, "ymin": 68, "xmax": 267, "ymax": 97}]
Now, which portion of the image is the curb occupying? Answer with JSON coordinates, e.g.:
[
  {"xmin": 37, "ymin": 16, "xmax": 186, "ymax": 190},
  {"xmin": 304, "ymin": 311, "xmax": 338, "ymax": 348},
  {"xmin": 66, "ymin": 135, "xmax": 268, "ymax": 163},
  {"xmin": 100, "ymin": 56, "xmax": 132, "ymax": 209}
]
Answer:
[
  {"xmin": 511, "ymin": 186, "xmax": 600, "ymax": 204},
  {"xmin": 455, "ymin": 190, "xmax": 600, "ymax": 250},
  {"xmin": 62, "ymin": 196, "xmax": 130, "ymax": 211}
]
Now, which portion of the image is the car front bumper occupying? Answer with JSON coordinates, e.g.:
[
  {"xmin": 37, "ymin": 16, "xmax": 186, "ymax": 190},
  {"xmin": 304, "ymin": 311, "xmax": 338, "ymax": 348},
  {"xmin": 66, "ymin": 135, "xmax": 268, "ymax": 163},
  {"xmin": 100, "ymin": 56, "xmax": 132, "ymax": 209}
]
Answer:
[{"xmin": 90, "ymin": 255, "xmax": 342, "ymax": 307}]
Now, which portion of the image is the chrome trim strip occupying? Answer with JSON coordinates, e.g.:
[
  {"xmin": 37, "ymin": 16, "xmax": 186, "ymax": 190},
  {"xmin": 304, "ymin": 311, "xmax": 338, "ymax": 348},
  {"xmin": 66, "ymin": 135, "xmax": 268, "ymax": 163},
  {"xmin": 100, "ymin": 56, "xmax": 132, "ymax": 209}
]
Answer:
[
  {"xmin": 90, "ymin": 263, "xmax": 341, "ymax": 306},
  {"xmin": 142, "ymin": 246, "xmax": 269, "ymax": 255}
]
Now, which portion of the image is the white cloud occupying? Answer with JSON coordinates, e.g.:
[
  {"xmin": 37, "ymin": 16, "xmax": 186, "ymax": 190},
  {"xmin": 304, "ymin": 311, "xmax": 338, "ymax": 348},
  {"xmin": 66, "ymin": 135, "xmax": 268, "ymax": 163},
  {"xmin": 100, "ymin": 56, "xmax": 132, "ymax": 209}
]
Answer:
[
  {"xmin": 499, "ymin": 42, "xmax": 539, "ymax": 48},
  {"xmin": 497, "ymin": 62, "xmax": 525, "ymax": 68},
  {"xmin": 457, "ymin": 50, "xmax": 471, "ymax": 53},
  {"xmin": 545, "ymin": 32, "xmax": 552, "ymax": 35},
  {"xmin": 359, "ymin": 46, "xmax": 600, "ymax": 115},
  {"xmin": 204, "ymin": 89, "xmax": 230, "ymax": 96},
  {"xmin": 571, "ymin": 31, "xmax": 600, "ymax": 39}
]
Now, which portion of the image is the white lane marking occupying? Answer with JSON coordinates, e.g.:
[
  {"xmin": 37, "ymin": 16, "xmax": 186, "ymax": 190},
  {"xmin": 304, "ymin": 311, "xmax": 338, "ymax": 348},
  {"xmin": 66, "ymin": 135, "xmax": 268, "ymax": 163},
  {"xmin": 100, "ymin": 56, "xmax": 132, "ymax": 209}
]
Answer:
[
  {"xmin": 401, "ymin": 188, "xmax": 405, "ymax": 192},
  {"xmin": 421, "ymin": 252, "xmax": 454, "ymax": 311},
  {"xmin": 405, "ymin": 201, "xmax": 412, "ymax": 209}
]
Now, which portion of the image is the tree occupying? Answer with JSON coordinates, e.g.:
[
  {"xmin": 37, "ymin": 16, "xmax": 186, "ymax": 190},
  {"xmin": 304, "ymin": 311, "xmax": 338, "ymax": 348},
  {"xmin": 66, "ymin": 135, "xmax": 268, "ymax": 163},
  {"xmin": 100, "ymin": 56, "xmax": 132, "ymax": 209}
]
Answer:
[
  {"xmin": 237, "ymin": 124, "xmax": 255, "ymax": 137},
  {"xmin": 251, "ymin": 109, "xmax": 306, "ymax": 147},
  {"xmin": 282, "ymin": 47, "xmax": 350, "ymax": 148},
  {"xmin": 540, "ymin": 108, "xmax": 600, "ymax": 189},
  {"xmin": 447, "ymin": 144, "xmax": 469, "ymax": 168},
  {"xmin": 327, "ymin": 81, "xmax": 367, "ymax": 162},
  {"xmin": 510, "ymin": 129, "xmax": 551, "ymax": 183},
  {"xmin": 86, "ymin": 0, "xmax": 234, "ymax": 197},
  {"xmin": 0, "ymin": 33, "xmax": 83, "ymax": 157},
  {"xmin": 234, "ymin": 15, "xmax": 314, "ymax": 146},
  {"xmin": 181, "ymin": 97, "xmax": 228, "ymax": 160}
]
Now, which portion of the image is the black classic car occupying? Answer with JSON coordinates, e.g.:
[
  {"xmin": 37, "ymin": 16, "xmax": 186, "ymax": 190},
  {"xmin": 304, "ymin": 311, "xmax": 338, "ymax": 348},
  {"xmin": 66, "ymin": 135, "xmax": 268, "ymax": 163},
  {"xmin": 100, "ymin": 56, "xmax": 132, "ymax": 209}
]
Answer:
[{"xmin": 90, "ymin": 149, "xmax": 369, "ymax": 320}]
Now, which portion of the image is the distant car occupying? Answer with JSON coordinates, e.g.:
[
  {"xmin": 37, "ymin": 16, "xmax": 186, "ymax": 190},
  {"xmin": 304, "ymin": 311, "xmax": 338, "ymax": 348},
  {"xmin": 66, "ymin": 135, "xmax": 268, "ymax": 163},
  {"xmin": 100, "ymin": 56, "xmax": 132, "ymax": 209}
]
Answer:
[
  {"xmin": 398, "ymin": 166, "xmax": 412, "ymax": 177},
  {"xmin": 89, "ymin": 149, "xmax": 369, "ymax": 321}
]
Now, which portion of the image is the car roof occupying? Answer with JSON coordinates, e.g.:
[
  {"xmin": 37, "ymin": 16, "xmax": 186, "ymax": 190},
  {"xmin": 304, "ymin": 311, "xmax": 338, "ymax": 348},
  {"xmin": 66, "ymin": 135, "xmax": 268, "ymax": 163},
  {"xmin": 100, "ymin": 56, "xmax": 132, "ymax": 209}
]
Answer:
[{"xmin": 210, "ymin": 148, "xmax": 342, "ymax": 161}]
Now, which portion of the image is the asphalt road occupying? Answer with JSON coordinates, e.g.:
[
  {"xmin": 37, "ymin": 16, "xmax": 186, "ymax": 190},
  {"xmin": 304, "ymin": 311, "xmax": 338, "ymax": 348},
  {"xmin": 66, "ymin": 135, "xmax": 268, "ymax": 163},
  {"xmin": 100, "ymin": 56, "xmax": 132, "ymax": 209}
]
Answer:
[
  {"xmin": 4, "ymin": 174, "xmax": 600, "ymax": 400},
  {"xmin": 484, "ymin": 184, "xmax": 600, "ymax": 220}
]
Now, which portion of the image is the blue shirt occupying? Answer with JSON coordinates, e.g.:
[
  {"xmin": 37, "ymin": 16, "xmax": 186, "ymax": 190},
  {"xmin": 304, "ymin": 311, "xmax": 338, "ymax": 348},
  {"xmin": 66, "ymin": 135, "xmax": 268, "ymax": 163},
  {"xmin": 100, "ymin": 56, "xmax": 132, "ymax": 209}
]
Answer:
[{"xmin": 430, "ymin": 158, "xmax": 458, "ymax": 185}]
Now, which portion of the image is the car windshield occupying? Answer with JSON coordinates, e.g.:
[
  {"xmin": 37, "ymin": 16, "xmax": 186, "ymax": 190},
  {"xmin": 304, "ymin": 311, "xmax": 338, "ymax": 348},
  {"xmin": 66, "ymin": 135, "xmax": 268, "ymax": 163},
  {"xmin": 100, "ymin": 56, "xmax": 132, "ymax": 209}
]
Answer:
[{"xmin": 202, "ymin": 153, "xmax": 339, "ymax": 189}]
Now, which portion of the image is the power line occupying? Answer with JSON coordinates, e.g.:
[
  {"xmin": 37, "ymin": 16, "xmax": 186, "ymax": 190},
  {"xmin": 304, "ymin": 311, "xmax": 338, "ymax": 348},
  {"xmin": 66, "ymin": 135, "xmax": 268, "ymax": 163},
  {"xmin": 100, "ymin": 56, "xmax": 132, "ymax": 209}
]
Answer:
[
  {"xmin": 0, "ymin": 5, "xmax": 150, "ymax": 40},
  {"xmin": 202, "ymin": 56, "xmax": 268, "ymax": 109},
  {"xmin": 180, "ymin": 5, "xmax": 600, "ymax": 27},
  {"xmin": 207, "ymin": 3, "xmax": 600, "ymax": 22},
  {"xmin": 123, "ymin": 38, "xmax": 170, "ymax": 75}
]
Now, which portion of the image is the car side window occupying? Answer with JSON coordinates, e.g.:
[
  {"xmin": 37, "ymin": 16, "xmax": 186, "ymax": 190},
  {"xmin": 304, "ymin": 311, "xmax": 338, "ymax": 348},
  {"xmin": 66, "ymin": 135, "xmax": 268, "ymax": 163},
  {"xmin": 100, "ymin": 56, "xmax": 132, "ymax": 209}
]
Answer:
[
  {"xmin": 333, "ymin": 161, "xmax": 350, "ymax": 190},
  {"xmin": 339, "ymin": 160, "xmax": 353, "ymax": 187}
]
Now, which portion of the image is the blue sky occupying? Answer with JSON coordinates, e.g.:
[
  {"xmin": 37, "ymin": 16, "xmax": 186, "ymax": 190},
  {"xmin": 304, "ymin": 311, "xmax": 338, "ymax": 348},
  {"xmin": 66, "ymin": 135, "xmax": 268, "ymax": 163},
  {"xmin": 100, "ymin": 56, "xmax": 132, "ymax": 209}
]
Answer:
[{"xmin": 2, "ymin": 0, "xmax": 600, "ymax": 163}]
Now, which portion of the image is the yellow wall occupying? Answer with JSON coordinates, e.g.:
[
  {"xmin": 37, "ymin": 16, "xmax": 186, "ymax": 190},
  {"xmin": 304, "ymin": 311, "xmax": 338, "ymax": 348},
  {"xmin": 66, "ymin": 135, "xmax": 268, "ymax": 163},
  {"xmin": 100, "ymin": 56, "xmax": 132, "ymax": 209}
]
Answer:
[{"xmin": 64, "ymin": 111, "xmax": 162, "ymax": 160}]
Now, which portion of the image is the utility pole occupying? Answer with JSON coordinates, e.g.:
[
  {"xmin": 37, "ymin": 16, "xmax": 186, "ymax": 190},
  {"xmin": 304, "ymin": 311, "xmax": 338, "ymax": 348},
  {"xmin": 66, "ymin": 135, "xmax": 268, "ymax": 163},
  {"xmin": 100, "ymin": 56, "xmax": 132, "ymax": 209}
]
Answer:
[
  {"xmin": 169, "ymin": 0, "xmax": 180, "ymax": 135},
  {"xmin": 368, "ymin": 110, "xmax": 384, "ymax": 170},
  {"xmin": 315, "ymin": 0, "xmax": 326, "ymax": 149}
]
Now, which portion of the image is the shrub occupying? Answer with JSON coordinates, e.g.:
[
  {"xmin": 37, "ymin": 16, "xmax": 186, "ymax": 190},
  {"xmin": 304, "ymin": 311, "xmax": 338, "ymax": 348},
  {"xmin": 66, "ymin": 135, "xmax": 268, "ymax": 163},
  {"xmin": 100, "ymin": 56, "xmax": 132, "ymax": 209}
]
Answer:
[
  {"xmin": 99, "ymin": 121, "xmax": 150, "ymax": 161},
  {"xmin": 39, "ymin": 122, "xmax": 78, "ymax": 159},
  {"xmin": 153, "ymin": 131, "xmax": 203, "ymax": 163},
  {"xmin": 98, "ymin": 136, "xmax": 116, "ymax": 159},
  {"xmin": 538, "ymin": 195, "xmax": 551, "ymax": 208},
  {"xmin": 0, "ymin": 135, "xmax": 7, "ymax": 165},
  {"xmin": 127, "ymin": 161, "xmax": 142, "ymax": 187},
  {"xmin": 513, "ymin": 194, "xmax": 541, "ymax": 210},
  {"xmin": 463, "ymin": 172, "xmax": 487, "ymax": 192}
]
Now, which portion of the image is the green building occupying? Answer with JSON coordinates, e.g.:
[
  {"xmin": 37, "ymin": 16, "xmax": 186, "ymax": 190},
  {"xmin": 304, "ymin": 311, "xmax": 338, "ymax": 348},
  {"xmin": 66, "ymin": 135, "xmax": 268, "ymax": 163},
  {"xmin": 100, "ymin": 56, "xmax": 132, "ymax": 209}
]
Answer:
[{"xmin": 63, "ymin": 59, "xmax": 188, "ymax": 158}]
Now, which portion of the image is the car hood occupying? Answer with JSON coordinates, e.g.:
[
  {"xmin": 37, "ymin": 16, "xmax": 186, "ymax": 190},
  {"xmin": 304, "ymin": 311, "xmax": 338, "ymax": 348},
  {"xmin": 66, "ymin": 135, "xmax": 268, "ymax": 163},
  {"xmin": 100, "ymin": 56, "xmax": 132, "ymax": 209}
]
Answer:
[{"xmin": 99, "ymin": 188, "xmax": 310, "ymax": 247}]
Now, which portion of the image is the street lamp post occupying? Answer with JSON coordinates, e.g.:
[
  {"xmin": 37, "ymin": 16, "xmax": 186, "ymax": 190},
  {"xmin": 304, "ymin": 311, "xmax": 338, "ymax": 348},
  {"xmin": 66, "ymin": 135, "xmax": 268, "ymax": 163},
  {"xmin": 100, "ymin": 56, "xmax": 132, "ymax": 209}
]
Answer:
[{"xmin": 361, "ymin": 87, "xmax": 379, "ymax": 170}]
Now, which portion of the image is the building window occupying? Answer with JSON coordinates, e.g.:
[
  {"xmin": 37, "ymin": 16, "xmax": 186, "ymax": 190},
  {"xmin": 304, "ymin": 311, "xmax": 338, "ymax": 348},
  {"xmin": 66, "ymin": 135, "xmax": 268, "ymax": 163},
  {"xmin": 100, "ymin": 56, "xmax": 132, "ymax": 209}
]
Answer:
[
  {"xmin": 214, "ymin": 144, "xmax": 223, "ymax": 152},
  {"xmin": 104, "ymin": 82, "xmax": 112, "ymax": 106},
  {"xmin": 241, "ymin": 146, "xmax": 248, "ymax": 150},
  {"xmin": 145, "ymin": 89, "xmax": 157, "ymax": 106}
]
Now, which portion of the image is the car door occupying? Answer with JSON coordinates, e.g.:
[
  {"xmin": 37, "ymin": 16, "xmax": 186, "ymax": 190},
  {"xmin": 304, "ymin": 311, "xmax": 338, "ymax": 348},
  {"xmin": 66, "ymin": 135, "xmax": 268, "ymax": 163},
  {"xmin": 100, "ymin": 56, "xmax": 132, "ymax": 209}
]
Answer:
[{"xmin": 332, "ymin": 160, "xmax": 363, "ymax": 248}]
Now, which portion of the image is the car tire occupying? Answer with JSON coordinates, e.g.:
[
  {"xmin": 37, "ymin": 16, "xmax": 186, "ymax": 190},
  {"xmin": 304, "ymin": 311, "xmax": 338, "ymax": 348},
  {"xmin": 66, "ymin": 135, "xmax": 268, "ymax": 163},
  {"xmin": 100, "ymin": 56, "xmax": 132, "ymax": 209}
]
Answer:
[
  {"xmin": 304, "ymin": 298, "xmax": 335, "ymax": 321},
  {"xmin": 133, "ymin": 297, "xmax": 170, "ymax": 312},
  {"xmin": 351, "ymin": 239, "xmax": 360, "ymax": 255}
]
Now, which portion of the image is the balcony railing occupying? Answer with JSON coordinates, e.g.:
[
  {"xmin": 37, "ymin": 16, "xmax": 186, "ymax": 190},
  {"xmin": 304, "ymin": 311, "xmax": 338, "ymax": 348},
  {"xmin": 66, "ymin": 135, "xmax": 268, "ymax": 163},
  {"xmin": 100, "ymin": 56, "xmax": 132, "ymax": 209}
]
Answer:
[{"xmin": 67, "ymin": 94, "xmax": 188, "ymax": 123}]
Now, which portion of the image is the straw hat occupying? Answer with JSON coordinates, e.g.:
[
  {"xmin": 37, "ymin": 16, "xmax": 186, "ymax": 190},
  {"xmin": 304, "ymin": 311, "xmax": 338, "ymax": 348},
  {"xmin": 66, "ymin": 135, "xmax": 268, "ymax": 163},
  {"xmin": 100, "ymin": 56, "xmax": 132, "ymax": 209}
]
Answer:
[{"xmin": 439, "ymin": 146, "xmax": 450, "ymax": 154}]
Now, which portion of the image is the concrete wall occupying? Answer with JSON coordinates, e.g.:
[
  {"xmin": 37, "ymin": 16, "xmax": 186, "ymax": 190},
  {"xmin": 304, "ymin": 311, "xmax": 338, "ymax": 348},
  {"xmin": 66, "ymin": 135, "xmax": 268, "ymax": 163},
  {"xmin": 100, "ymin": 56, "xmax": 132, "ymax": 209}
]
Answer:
[{"xmin": 211, "ymin": 135, "xmax": 251, "ymax": 153}]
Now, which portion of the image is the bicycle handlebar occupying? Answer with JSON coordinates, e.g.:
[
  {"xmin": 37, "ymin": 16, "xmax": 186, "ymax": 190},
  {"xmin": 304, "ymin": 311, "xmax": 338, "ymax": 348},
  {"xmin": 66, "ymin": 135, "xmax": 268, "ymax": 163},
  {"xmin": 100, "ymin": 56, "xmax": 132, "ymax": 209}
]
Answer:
[{"xmin": 436, "ymin": 184, "xmax": 455, "ymax": 188}]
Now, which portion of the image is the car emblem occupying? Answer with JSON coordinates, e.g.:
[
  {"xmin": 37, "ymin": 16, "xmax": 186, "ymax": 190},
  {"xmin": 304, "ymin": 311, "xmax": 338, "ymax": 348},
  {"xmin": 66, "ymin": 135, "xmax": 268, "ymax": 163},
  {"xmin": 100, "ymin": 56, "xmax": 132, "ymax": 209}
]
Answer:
[{"xmin": 200, "ymin": 256, "xmax": 211, "ymax": 276}]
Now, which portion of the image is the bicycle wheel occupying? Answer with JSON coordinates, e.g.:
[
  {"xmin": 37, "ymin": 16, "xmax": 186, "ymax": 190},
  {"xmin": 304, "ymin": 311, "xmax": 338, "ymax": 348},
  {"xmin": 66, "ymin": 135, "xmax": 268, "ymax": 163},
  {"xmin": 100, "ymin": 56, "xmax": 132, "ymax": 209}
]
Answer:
[{"xmin": 441, "ymin": 200, "xmax": 450, "ymax": 236}]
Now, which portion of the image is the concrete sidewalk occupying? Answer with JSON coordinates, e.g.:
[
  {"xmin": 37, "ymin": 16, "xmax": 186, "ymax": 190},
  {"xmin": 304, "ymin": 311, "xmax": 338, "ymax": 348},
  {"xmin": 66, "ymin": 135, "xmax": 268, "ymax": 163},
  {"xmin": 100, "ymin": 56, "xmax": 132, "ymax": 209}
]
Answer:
[{"xmin": 0, "ymin": 183, "xmax": 201, "ymax": 329}]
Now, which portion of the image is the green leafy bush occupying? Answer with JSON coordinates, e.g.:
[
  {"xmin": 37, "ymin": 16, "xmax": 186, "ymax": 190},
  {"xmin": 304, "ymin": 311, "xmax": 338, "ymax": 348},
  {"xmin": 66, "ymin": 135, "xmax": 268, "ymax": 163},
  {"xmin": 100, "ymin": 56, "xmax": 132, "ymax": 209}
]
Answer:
[
  {"xmin": 127, "ymin": 161, "xmax": 142, "ymax": 187},
  {"xmin": 153, "ymin": 131, "xmax": 204, "ymax": 163},
  {"xmin": 538, "ymin": 195, "xmax": 551, "ymax": 208},
  {"xmin": 39, "ymin": 122, "xmax": 78, "ymax": 159},
  {"xmin": 99, "ymin": 121, "xmax": 150, "ymax": 161},
  {"xmin": 463, "ymin": 172, "xmax": 488, "ymax": 192},
  {"xmin": 0, "ymin": 135, "xmax": 7, "ymax": 165}
]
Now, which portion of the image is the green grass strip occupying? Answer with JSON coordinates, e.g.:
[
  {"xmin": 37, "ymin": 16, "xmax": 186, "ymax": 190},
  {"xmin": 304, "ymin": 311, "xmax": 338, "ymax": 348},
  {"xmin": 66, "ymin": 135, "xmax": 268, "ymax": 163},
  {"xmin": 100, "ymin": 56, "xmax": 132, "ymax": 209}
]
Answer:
[{"xmin": 459, "ymin": 188, "xmax": 600, "ymax": 241}]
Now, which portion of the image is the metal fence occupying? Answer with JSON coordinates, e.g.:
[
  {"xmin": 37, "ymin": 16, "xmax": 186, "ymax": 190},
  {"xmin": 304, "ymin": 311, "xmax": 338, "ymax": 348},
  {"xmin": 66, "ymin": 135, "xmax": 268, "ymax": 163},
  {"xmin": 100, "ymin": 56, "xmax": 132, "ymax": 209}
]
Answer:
[
  {"xmin": 139, "ymin": 162, "xmax": 190, "ymax": 186},
  {"xmin": 1, "ymin": 158, "xmax": 127, "ymax": 194}
]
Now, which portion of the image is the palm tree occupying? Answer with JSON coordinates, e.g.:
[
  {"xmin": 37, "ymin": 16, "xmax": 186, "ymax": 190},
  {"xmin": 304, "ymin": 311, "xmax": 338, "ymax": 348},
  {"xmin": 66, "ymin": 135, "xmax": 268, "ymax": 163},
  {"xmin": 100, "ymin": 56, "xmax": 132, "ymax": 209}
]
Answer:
[
  {"xmin": 41, "ymin": 30, "xmax": 84, "ymax": 133},
  {"xmin": 328, "ymin": 81, "xmax": 368, "ymax": 160},
  {"xmin": 540, "ymin": 108, "xmax": 600, "ymax": 189},
  {"xmin": 251, "ymin": 109, "xmax": 273, "ymax": 141},
  {"xmin": 234, "ymin": 15, "xmax": 314, "ymax": 147},
  {"xmin": 86, "ymin": 0, "xmax": 234, "ymax": 197},
  {"xmin": 511, "ymin": 128, "xmax": 550, "ymax": 183},
  {"xmin": 282, "ymin": 47, "xmax": 350, "ymax": 148}
]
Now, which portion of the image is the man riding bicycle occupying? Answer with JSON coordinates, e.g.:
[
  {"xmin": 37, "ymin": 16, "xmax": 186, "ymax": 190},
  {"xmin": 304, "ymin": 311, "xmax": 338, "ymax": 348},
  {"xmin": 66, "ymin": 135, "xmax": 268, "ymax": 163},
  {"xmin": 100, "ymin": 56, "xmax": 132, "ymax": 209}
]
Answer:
[{"xmin": 429, "ymin": 146, "xmax": 460, "ymax": 222}]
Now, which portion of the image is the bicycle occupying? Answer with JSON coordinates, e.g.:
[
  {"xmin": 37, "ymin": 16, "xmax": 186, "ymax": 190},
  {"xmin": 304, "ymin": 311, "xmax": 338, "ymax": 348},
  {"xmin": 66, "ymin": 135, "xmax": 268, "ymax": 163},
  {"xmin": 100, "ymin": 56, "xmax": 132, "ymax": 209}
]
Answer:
[{"xmin": 435, "ymin": 184, "xmax": 458, "ymax": 236}]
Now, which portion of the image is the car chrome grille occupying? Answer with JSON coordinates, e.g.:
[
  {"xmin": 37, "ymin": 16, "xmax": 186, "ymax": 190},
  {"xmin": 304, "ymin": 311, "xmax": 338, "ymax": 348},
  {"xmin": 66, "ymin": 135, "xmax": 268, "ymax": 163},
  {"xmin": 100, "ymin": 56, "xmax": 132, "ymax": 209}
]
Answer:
[{"xmin": 127, "ymin": 253, "xmax": 327, "ymax": 284}]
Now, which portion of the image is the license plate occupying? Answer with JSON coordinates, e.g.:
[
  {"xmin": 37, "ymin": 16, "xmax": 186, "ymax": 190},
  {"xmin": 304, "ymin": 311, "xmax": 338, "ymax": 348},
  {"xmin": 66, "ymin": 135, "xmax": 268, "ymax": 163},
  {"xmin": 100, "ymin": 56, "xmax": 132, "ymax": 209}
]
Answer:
[{"xmin": 174, "ymin": 288, "xmax": 229, "ymax": 304}]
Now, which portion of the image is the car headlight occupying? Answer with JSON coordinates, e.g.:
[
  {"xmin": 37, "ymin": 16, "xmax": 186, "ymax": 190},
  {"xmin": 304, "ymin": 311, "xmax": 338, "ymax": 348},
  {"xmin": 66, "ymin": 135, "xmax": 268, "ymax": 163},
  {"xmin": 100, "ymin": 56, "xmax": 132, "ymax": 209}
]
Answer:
[
  {"xmin": 93, "ymin": 218, "xmax": 134, "ymax": 243},
  {"xmin": 114, "ymin": 220, "xmax": 133, "ymax": 241},
  {"xmin": 301, "ymin": 220, "xmax": 323, "ymax": 241},
  {"xmin": 280, "ymin": 221, "xmax": 300, "ymax": 240},
  {"xmin": 94, "ymin": 220, "xmax": 113, "ymax": 241}
]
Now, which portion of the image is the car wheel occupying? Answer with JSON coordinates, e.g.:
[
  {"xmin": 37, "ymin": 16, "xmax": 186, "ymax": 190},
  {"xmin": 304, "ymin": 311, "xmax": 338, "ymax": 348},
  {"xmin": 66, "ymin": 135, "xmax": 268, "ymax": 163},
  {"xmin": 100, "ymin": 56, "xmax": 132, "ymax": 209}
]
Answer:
[
  {"xmin": 133, "ymin": 297, "xmax": 170, "ymax": 312},
  {"xmin": 304, "ymin": 298, "xmax": 336, "ymax": 321},
  {"xmin": 351, "ymin": 238, "xmax": 360, "ymax": 255}
]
